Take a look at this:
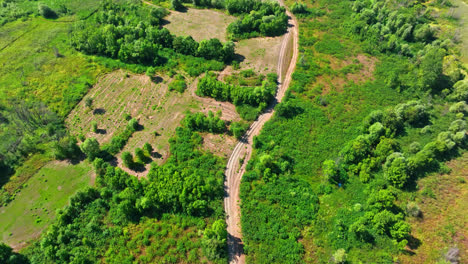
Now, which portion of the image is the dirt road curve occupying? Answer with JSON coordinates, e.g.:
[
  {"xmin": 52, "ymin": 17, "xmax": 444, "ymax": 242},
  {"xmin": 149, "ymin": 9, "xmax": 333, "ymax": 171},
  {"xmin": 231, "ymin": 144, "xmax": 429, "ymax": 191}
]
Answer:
[{"xmin": 224, "ymin": 4, "xmax": 299, "ymax": 264}]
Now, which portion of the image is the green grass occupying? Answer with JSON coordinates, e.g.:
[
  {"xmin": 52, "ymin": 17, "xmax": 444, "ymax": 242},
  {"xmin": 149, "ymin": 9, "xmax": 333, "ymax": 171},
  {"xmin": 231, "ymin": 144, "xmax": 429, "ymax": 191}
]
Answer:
[
  {"xmin": 0, "ymin": 161, "xmax": 92, "ymax": 247},
  {"xmin": 0, "ymin": 17, "xmax": 106, "ymax": 117}
]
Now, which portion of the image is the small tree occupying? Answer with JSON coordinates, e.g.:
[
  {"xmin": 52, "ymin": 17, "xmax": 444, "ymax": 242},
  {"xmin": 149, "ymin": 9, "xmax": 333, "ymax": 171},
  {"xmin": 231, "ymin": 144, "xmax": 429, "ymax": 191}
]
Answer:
[
  {"xmin": 122, "ymin": 151, "xmax": 134, "ymax": 168},
  {"xmin": 38, "ymin": 3, "xmax": 57, "ymax": 18},
  {"xmin": 143, "ymin": 143, "xmax": 153, "ymax": 155},
  {"xmin": 85, "ymin": 97, "xmax": 93, "ymax": 109},
  {"xmin": 135, "ymin": 148, "xmax": 146, "ymax": 163},
  {"xmin": 91, "ymin": 121, "xmax": 98, "ymax": 133},
  {"xmin": 80, "ymin": 138, "xmax": 100, "ymax": 161},
  {"xmin": 171, "ymin": 0, "xmax": 183, "ymax": 10}
]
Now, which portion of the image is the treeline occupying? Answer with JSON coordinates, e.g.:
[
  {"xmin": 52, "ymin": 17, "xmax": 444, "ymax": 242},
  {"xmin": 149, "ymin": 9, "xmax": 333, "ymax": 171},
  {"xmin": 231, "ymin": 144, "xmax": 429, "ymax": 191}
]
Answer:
[
  {"xmin": 196, "ymin": 72, "xmax": 278, "ymax": 119},
  {"xmin": 71, "ymin": 0, "xmax": 235, "ymax": 66},
  {"xmin": 350, "ymin": 0, "xmax": 438, "ymax": 56},
  {"xmin": 350, "ymin": 0, "xmax": 463, "ymax": 94},
  {"xmin": 24, "ymin": 121, "xmax": 228, "ymax": 262}
]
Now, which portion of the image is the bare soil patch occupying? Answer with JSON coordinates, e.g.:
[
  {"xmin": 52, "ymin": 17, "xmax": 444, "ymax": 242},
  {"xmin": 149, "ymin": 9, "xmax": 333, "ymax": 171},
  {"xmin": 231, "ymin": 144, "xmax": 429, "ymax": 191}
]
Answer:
[{"xmin": 164, "ymin": 8, "xmax": 236, "ymax": 42}]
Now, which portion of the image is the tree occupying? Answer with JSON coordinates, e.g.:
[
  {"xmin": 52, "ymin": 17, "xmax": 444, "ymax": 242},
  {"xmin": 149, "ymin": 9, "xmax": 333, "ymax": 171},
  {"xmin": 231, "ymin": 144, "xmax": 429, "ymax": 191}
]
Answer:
[
  {"xmin": 54, "ymin": 136, "xmax": 81, "ymax": 160},
  {"xmin": 38, "ymin": 3, "xmax": 57, "ymax": 19},
  {"xmin": 143, "ymin": 143, "xmax": 153, "ymax": 155},
  {"xmin": 171, "ymin": 0, "xmax": 184, "ymax": 11},
  {"xmin": 80, "ymin": 138, "xmax": 100, "ymax": 161},
  {"xmin": 135, "ymin": 148, "xmax": 146, "ymax": 163},
  {"xmin": 91, "ymin": 121, "xmax": 98, "ymax": 133},
  {"xmin": 85, "ymin": 97, "xmax": 93, "ymax": 109},
  {"xmin": 122, "ymin": 151, "xmax": 133, "ymax": 168},
  {"xmin": 202, "ymin": 220, "xmax": 227, "ymax": 260},
  {"xmin": 384, "ymin": 153, "xmax": 409, "ymax": 188}
]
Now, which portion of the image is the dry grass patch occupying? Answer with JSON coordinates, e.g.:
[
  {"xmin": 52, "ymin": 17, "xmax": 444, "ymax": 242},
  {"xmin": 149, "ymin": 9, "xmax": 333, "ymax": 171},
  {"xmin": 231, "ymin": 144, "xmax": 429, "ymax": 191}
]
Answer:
[
  {"xmin": 317, "ymin": 54, "xmax": 377, "ymax": 95},
  {"xmin": 163, "ymin": 8, "xmax": 236, "ymax": 42},
  {"xmin": 236, "ymin": 36, "xmax": 283, "ymax": 74},
  {"xmin": 398, "ymin": 153, "xmax": 468, "ymax": 263},
  {"xmin": 201, "ymin": 133, "xmax": 237, "ymax": 159}
]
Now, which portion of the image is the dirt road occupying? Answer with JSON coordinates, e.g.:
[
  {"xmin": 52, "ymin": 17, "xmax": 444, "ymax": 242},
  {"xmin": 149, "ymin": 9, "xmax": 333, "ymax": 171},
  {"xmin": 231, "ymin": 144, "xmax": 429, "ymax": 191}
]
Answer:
[{"xmin": 224, "ymin": 5, "xmax": 299, "ymax": 264}]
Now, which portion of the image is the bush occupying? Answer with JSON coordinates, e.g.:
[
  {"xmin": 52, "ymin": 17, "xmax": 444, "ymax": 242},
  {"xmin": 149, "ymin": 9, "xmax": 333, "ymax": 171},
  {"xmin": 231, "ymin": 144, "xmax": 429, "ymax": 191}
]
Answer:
[
  {"xmin": 122, "ymin": 151, "xmax": 134, "ymax": 168},
  {"xmin": 406, "ymin": 202, "xmax": 421, "ymax": 217},
  {"xmin": 38, "ymin": 3, "xmax": 57, "ymax": 18},
  {"xmin": 168, "ymin": 75, "xmax": 187, "ymax": 93},
  {"xmin": 230, "ymin": 121, "xmax": 249, "ymax": 139},
  {"xmin": 80, "ymin": 138, "xmax": 100, "ymax": 161},
  {"xmin": 291, "ymin": 2, "xmax": 308, "ymax": 14}
]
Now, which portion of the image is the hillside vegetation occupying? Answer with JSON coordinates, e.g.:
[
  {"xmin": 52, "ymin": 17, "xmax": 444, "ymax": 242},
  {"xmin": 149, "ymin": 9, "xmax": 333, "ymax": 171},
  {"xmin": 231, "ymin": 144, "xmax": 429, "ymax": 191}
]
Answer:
[{"xmin": 239, "ymin": 0, "xmax": 468, "ymax": 262}]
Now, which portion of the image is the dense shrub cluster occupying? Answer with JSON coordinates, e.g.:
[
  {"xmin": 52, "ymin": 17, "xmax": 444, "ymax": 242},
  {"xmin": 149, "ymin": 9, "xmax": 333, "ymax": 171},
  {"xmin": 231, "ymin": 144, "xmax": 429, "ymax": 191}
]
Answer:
[
  {"xmin": 318, "ymin": 98, "xmax": 466, "ymax": 253},
  {"xmin": 196, "ymin": 72, "xmax": 277, "ymax": 108},
  {"xmin": 226, "ymin": 0, "xmax": 288, "ymax": 39},
  {"xmin": 70, "ymin": 1, "xmax": 235, "ymax": 65},
  {"xmin": 183, "ymin": 111, "xmax": 226, "ymax": 134}
]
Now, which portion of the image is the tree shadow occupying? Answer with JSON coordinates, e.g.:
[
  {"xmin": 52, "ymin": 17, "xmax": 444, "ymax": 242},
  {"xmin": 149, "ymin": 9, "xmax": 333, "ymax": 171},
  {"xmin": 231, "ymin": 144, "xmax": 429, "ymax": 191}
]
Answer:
[
  {"xmin": 233, "ymin": 53, "xmax": 246, "ymax": 64},
  {"xmin": 93, "ymin": 108, "xmax": 106, "ymax": 115},
  {"xmin": 96, "ymin": 128, "xmax": 107, "ymax": 134},
  {"xmin": 151, "ymin": 76, "xmax": 163, "ymax": 83},
  {"xmin": 227, "ymin": 233, "xmax": 244, "ymax": 262},
  {"xmin": 407, "ymin": 235, "xmax": 422, "ymax": 250},
  {"xmin": 151, "ymin": 152, "xmax": 162, "ymax": 159}
]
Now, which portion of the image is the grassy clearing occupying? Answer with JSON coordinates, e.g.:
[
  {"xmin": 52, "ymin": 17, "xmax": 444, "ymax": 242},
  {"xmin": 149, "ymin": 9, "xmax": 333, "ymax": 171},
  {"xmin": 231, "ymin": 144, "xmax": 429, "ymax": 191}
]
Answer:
[
  {"xmin": 398, "ymin": 153, "xmax": 468, "ymax": 263},
  {"xmin": 0, "ymin": 161, "xmax": 92, "ymax": 249},
  {"xmin": 236, "ymin": 36, "xmax": 283, "ymax": 74},
  {"xmin": 164, "ymin": 8, "xmax": 236, "ymax": 42},
  {"xmin": 0, "ymin": 18, "xmax": 106, "ymax": 117}
]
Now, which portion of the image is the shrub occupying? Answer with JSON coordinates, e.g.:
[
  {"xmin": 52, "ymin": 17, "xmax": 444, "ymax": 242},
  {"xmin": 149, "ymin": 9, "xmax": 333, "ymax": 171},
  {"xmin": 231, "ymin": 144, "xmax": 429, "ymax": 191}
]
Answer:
[
  {"xmin": 122, "ymin": 151, "xmax": 134, "ymax": 168},
  {"xmin": 38, "ymin": 3, "xmax": 57, "ymax": 18},
  {"xmin": 168, "ymin": 75, "xmax": 187, "ymax": 93},
  {"xmin": 384, "ymin": 153, "xmax": 409, "ymax": 188},
  {"xmin": 406, "ymin": 202, "xmax": 421, "ymax": 217},
  {"xmin": 291, "ymin": 2, "xmax": 308, "ymax": 14},
  {"xmin": 80, "ymin": 138, "xmax": 100, "ymax": 161}
]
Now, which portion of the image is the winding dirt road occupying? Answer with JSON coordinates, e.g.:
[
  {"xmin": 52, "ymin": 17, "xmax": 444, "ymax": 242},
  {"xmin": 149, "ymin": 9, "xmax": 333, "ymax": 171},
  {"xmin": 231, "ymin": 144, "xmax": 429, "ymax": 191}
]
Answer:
[{"xmin": 224, "ymin": 5, "xmax": 299, "ymax": 264}]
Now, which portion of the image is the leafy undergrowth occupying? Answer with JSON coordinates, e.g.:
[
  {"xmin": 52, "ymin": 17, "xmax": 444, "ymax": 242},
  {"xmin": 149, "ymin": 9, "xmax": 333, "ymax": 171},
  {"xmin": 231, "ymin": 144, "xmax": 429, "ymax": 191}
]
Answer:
[{"xmin": 240, "ymin": 0, "xmax": 468, "ymax": 262}]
